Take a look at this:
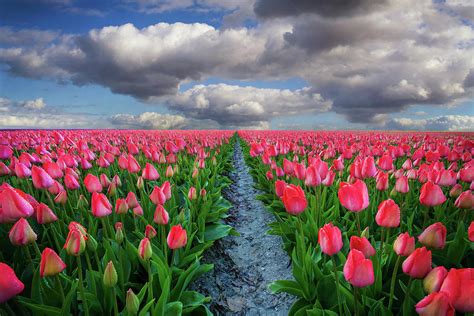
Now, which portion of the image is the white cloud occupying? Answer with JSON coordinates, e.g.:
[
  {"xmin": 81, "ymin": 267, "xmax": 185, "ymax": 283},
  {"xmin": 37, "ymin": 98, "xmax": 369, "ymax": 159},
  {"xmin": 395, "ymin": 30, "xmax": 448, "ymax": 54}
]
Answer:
[
  {"xmin": 20, "ymin": 98, "xmax": 46, "ymax": 110},
  {"xmin": 385, "ymin": 115, "xmax": 474, "ymax": 131},
  {"xmin": 109, "ymin": 112, "xmax": 189, "ymax": 129}
]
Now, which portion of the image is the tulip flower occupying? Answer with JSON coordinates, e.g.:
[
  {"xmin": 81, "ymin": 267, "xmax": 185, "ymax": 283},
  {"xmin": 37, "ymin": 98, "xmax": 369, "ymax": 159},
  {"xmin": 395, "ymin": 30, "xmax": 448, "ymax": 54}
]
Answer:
[
  {"xmin": 115, "ymin": 222, "xmax": 124, "ymax": 244},
  {"xmin": 0, "ymin": 262, "xmax": 24, "ymax": 303},
  {"xmin": 126, "ymin": 288, "xmax": 140, "ymax": 315},
  {"xmin": 64, "ymin": 228, "xmax": 86, "ymax": 256},
  {"xmin": 84, "ymin": 173, "xmax": 103, "ymax": 193},
  {"xmin": 350, "ymin": 236, "xmax": 376, "ymax": 258},
  {"xmin": 419, "ymin": 181, "xmax": 446, "ymax": 207},
  {"xmin": 167, "ymin": 224, "xmax": 187, "ymax": 250},
  {"xmin": 91, "ymin": 192, "xmax": 112, "ymax": 217},
  {"xmin": 415, "ymin": 292, "xmax": 454, "ymax": 316},
  {"xmin": 40, "ymin": 248, "xmax": 66, "ymax": 277},
  {"xmin": 126, "ymin": 191, "xmax": 139, "ymax": 208},
  {"xmin": 275, "ymin": 180, "xmax": 287, "ymax": 198},
  {"xmin": 318, "ymin": 223, "xmax": 343, "ymax": 256},
  {"xmin": 154, "ymin": 205, "xmax": 169, "ymax": 225},
  {"xmin": 439, "ymin": 268, "xmax": 474, "ymax": 313},
  {"xmin": 9, "ymin": 218, "xmax": 37, "ymax": 246},
  {"xmin": 165, "ymin": 165, "xmax": 174, "ymax": 177},
  {"xmin": 188, "ymin": 186, "xmax": 197, "ymax": 200},
  {"xmin": 150, "ymin": 186, "xmax": 166, "ymax": 205},
  {"xmin": 145, "ymin": 225, "xmax": 157, "ymax": 239},
  {"xmin": 281, "ymin": 184, "xmax": 307, "ymax": 215},
  {"xmin": 343, "ymin": 249, "xmax": 375, "ymax": 287},
  {"xmin": 423, "ymin": 266, "xmax": 448, "ymax": 294},
  {"xmin": 402, "ymin": 247, "xmax": 432, "ymax": 279},
  {"xmin": 0, "ymin": 186, "xmax": 34, "ymax": 223},
  {"xmin": 393, "ymin": 232, "xmax": 415, "ymax": 256},
  {"xmin": 36, "ymin": 202, "xmax": 58, "ymax": 224},
  {"xmin": 115, "ymin": 198, "xmax": 129, "ymax": 215},
  {"xmin": 338, "ymin": 179, "xmax": 369, "ymax": 212},
  {"xmin": 138, "ymin": 237, "xmax": 152, "ymax": 260},
  {"xmin": 394, "ymin": 176, "xmax": 409, "ymax": 194},
  {"xmin": 31, "ymin": 165, "xmax": 54, "ymax": 189},
  {"xmin": 454, "ymin": 190, "xmax": 473, "ymax": 210},
  {"xmin": 0, "ymin": 144, "xmax": 13, "ymax": 160},
  {"xmin": 161, "ymin": 181, "xmax": 172, "ymax": 200},
  {"xmin": 142, "ymin": 163, "xmax": 159, "ymax": 180},
  {"xmin": 418, "ymin": 222, "xmax": 447, "ymax": 249},
  {"xmin": 376, "ymin": 199, "xmax": 400, "ymax": 228},
  {"xmin": 54, "ymin": 190, "xmax": 68, "ymax": 204},
  {"xmin": 449, "ymin": 184, "xmax": 463, "ymax": 198},
  {"xmin": 375, "ymin": 172, "xmax": 389, "ymax": 191},
  {"xmin": 64, "ymin": 174, "xmax": 80, "ymax": 190}
]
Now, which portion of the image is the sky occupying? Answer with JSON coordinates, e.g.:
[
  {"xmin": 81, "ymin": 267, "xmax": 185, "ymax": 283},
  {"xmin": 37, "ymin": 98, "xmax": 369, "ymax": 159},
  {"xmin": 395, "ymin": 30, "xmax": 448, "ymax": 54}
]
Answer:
[{"xmin": 0, "ymin": 0, "xmax": 473, "ymax": 131}]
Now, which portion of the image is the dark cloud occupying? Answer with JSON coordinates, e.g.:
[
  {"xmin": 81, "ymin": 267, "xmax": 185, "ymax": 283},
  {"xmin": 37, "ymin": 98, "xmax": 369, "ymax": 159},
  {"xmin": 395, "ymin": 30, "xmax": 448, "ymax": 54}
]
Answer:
[{"xmin": 254, "ymin": 0, "xmax": 387, "ymax": 18}]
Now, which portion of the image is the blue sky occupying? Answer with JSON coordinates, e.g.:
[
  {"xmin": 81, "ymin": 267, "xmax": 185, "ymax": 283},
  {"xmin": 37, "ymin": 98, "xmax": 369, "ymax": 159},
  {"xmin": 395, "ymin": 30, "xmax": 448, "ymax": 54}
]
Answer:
[{"xmin": 0, "ymin": 0, "xmax": 473, "ymax": 130}]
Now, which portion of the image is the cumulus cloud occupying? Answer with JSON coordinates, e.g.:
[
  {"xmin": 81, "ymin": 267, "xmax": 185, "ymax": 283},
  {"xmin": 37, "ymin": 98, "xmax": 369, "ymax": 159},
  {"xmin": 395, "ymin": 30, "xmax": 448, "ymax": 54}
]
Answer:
[
  {"xmin": 385, "ymin": 115, "xmax": 474, "ymax": 131},
  {"xmin": 0, "ymin": 0, "xmax": 473, "ymax": 127},
  {"xmin": 0, "ymin": 27, "xmax": 59, "ymax": 47},
  {"xmin": 165, "ymin": 84, "xmax": 331, "ymax": 126},
  {"xmin": 109, "ymin": 112, "xmax": 189, "ymax": 129}
]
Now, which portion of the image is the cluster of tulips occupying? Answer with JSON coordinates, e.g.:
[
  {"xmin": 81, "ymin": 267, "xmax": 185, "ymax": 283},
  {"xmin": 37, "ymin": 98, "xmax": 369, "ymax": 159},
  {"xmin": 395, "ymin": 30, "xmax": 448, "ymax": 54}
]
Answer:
[
  {"xmin": 240, "ymin": 130, "xmax": 473, "ymax": 316},
  {"xmin": 0, "ymin": 130, "xmax": 235, "ymax": 315}
]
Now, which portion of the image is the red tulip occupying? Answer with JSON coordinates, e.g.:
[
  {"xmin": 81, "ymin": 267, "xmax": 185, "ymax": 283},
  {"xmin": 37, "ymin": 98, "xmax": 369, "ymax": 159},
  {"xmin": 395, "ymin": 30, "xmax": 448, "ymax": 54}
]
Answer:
[
  {"xmin": 375, "ymin": 199, "xmax": 400, "ymax": 228},
  {"xmin": 150, "ymin": 186, "xmax": 166, "ymax": 205},
  {"xmin": 275, "ymin": 180, "xmax": 287, "ymax": 198},
  {"xmin": 115, "ymin": 198, "xmax": 129, "ymax": 214},
  {"xmin": 127, "ymin": 154, "xmax": 141, "ymax": 173},
  {"xmin": 167, "ymin": 224, "xmax": 187, "ymax": 250},
  {"xmin": 402, "ymin": 247, "xmax": 432, "ymax": 279},
  {"xmin": 31, "ymin": 165, "xmax": 54, "ymax": 189},
  {"xmin": 439, "ymin": 268, "xmax": 474, "ymax": 313},
  {"xmin": 9, "ymin": 218, "xmax": 37, "ymax": 246},
  {"xmin": 154, "ymin": 205, "xmax": 169, "ymax": 225},
  {"xmin": 64, "ymin": 228, "xmax": 86, "ymax": 256},
  {"xmin": 361, "ymin": 156, "xmax": 377, "ymax": 178},
  {"xmin": 418, "ymin": 222, "xmax": 447, "ymax": 249},
  {"xmin": 142, "ymin": 163, "xmax": 159, "ymax": 180},
  {"xmin": 350, "ymin": 236, "xmax": 376, "ymax": 258},
  {"xmin": 423, "ymin": 266, "xmax": 448, "ymax": 294},
  {"xmin": 64, "ymin": 174, "xmax": 80, "ymax": 190},
  {"xmin": 0, "ymin": 186, "xmax": 34, "ymax": 223},
  {"xmin": 91, "ymin": 192, "xmax": 112, "ymax": 217},
  {"xmin": 415, "ymin": 292, "xmax": 454, "ymax": 316},
  {"xmin": 0, "ymin": 144, "xmax": 13, "ymax": 160},
  {"xmin": 318, "ymin": 223, "xmax": 343, "ymax": 256},
  {"xmin": 338, "ymin": 179, "xmax": 369, "ymax": 212},
  {"xmin": 161, "ymin": 181, "xmax": 172, "ymax": 200},
  {"xmin": 145, "ymin": 225, "xmax": 157, "ymax": 239},
  {"xmin": 454, "ymin": 190, "xmax": 473, "ymax": 210},
  {"xmin": 393, "ymin": 232, "xmax": 415, "ymax": 256},
  {"xmin": 376, "ymin": 172, "xmax": 389, "ymax": 191},
  {"xmin": 449, "ymin": 184, "xmax": 463, "ymax": 198},
  {"xmin": 40, "ymin": 247, "xmax": 66, "ymax": 277},
  {"xmin": 188, "ymin": 187, "xmax": 197, "ymax": 200},
  {"xmin": 126, "ymin": 191, "xmax": 139, "ymax": 208},
  {"xmin": 0, "ymin": 262, "xmax": 24, "ymax": 303},
  {"xmin": 282, "ymin": 184, "xmax": 307, "ymax": 215},
  {"xmin": 84, "ymin": 174, "xmax": 103, "ymax": 193},
  {"xmin": 395, "ymin": 175, "xmax": 409, "ymax": 194},
  {"xmin": 419, "ymin": 181, "xmax": 446, "ymax": 207},
  {"xmin": 14, "ymin": 162, "xmax": 31, "ymax": 178},
  {"xmin": 36, "ymin": 202, "xmax": 58, "ymax": 224},
  {"xmin": 343, "ymin": 249, "xmax": 374, "ymax": 287},
  {"xmin": 305, "ymin": 166, "xmax": 321, "ymax": 187}
]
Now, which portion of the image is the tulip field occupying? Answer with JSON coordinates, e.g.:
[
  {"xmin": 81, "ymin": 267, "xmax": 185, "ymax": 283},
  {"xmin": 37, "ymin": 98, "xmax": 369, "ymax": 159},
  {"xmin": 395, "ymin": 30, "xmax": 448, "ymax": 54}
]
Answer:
[{"xmin": 0, "ymin": 129, "xmax": 473, "ymax": 316}]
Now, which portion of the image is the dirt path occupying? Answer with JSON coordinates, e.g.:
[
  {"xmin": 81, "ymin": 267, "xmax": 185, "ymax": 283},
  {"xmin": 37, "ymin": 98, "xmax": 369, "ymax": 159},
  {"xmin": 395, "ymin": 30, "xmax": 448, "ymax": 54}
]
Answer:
[{"xmin": 193, "ymin": 139, "xmax": 293, "ymax": 315}]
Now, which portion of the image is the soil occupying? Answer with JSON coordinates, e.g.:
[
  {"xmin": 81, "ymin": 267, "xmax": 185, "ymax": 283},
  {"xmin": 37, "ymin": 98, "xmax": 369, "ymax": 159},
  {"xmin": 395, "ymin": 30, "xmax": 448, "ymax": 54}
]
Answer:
[{"xmin": 193, "ymin": 139, "xmax": 294, "ymax": 315}]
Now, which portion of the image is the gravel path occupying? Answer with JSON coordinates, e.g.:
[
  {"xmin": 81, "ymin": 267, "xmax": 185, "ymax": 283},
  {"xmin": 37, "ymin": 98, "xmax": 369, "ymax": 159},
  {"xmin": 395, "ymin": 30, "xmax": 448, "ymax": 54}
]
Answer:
[{"xmin": 193, "ymin": 139, "xmax": 293, "ymax": 315}]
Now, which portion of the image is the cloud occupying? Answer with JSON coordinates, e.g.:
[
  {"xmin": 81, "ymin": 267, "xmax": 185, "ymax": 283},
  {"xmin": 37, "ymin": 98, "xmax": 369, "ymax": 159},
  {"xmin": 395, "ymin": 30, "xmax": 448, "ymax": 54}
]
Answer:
[
  {"xmin": 109, "ymin": 112, "xmax": 189, "ymax": 129},
  {"xmin": 0, "ymin": 0, "xmax": 473, "ymax": 127},
  {"xmin": 166, "ymin": 83, "xmax": 331, "ymax": 126},
  {"xmin": 19, "ymin": 98, "xmax": 47, "ymax": 109},
  {"xmin": 254, "ymin": 0, "xmax": 387, "ymax": 18},
  {"xmin": 385, "ymin": 115, "xmax": 474, "ymax": 131},
  {"xmin": 0, "ymin": 27, "xmax": 60, "ymax": 47}
]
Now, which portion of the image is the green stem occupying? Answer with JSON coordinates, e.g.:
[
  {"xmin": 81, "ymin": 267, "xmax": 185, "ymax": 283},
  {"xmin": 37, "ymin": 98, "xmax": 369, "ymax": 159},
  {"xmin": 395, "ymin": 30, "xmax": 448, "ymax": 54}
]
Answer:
[
  {"xmin": 355, "ymin": 212, "xmax": 361, "ymax": 236},
  {"xmin": 55, "ymin": 275, "xmax": 65, "ymax": 305},
  {"xmin": 77, "ymin": 257, "xmax": 90, "ymax": 316},
  {"xmin": 112, "ymin": 288, "xmax": 119, "ymax": 316},
  {"xmin": 101, "ymin": 218, "xmax": 111, "ymax": 240},
  {"xmin": 331, "ymin": 256, "xmax": 344, "ymax": 316},
  {"xmin": 353, "ymin": 286, "xmax": 360, "ymax": 316},
  {"xmin": 147, "ymin": 260, "xmax": 153, "ymax": 301},
  {"xmin": 388, "ymin": 256, "xmax": 402, "ymax": 311}
]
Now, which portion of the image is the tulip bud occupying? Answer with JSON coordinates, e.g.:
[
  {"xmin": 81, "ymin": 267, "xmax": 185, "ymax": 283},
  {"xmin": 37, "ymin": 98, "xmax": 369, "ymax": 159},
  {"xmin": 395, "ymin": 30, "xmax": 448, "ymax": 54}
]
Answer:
[
  {"xmin": 165, "ymin": 165, "xmax": 174, "ymax": 177},
  {"xmin": 188, "ymin": 187, "xmax": 197, "ymax": 200},
  {"xmin": 419, "ymin": 181, "xmax": 446, "ymax": 207},
  {"xmin": 91, "ymin": 192, "xmax": 112, "ymax": 217},
  {"xmin": 145, "ymin": 225, "xmax": 157, "ymax": 239},
  {"xmin": 418, "ymin": 222, "xmax": 447, "ymax": 249},
  {"xmin": 423, "ymin": 266, "xmax": 448, "ymax": 294},
  {"xmin": 107, "ymin": 181, "xmax": 117, "ymax": 197},
  {"xmin": 136, "ymin": 176, "xmax": 144, "ymax": 190},
  {"xmin": 103, "ymin": 261, "xmax": 118, "ymax": 288},
  {"xmin": 402, "ymin": 247, "xmax": 432, "ymax": 279},
  {"xmin": 343, "ymin": 249, "xmax": 375, "ymax": 288},
  {"xmin": 115, "ymin": 222, "xmax": 124, "ymax": 244},
  {"xmin": 318, "ymin": 223, "xmax": 343, "ymax": 256},
  {"xmin": 9, "ymin": 218, "xmax": 37, "ymax": 246},
  {"xmin": 36, "ymin": 202, "xmax": 58, "ymax": 224},
  {"xmin": 126, "ymin": 192, "xmax": 139, "ymax": 208},
  {"xmin": 64, "ymin": 229, "xmax": 86, "ymax": 256},
  {"xmin": 167, "ymin": 224, "xmax": 187, "ymax": 250},
  {"xmin": 375, "ymin": 199, "xmax": 400, "ymax": 228},
  {"xmin": 54, "ymin": 191, "xmax": 68, "ymax": 204},
  {"xmin": 77, "ymin": 194, "xmax": 89, "ymax": 209},
  {"xmin": 0, "ymin": 262, "xmax": 24, "ymax": 303},
  {"xmin": 138, "ymin": 238, "xmax": 152, "ymax": 260},
  {"xmin": 282, "ymin": 184, "xmax": 307, "ymax": 215},
  {"xmin": 115, "ymin": 198, "xmax": 129, "ymax": 214},
  {"xmin": 338, "ymin": 179, "xmax": 369, "ymax": 212},
  {"xmin": 454, "ymin": 190, "xmax": 474, "ymax": 210},
  {"xmin": 361, "ymin": 227, "xmax": 370, "ymax": 238},
  {"xmin": 40, "ymin": 247, "xmax": 67, "ymax": 277},
  {"xmin": 350, "ymin": 236, "xmax": 376, "ymax": 258},
  {"xmin": 449, "ymin": 184, "xmax": 463, "ymax": 198},
  {"xmin": 393, "ymin": 232, "xmax": 415, "ymax": 256},
  {"xmin": 126, "ymin": 288, "xmax": 140, "ymax": 315},
  {"xmin": 154, "ymin": 205, "xmax": 169, "ymax": 225},
  {"xmin": 133, "ymin": 205, "xmax": 143, "ymax": 217},
  {"xmin": 200, "ymin": 188, "xmax": 207, "ymax": 197},
  {"xmin": 150, "ymin": 186, "xmax": 166, "ymax": 205}
]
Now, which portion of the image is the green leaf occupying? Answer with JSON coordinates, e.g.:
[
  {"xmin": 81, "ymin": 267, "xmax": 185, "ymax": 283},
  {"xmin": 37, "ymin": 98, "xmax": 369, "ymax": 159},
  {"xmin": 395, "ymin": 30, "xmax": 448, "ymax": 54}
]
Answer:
[
  {"xmin": 16, "ymin": 297, "xmax": 63, "ymax": 316},
  {"xmin": 165, "ymin": 302, "xmax": 183, "ymax": 316},
  {"xmin": 203, "ymin": 223, "xmax": 237, "ymax": 241},
  {"xmin": 268, "ymin": 280, "xmax": 305, "ymax": 297},
  {"xmin": 61, "ymin": 280, "xmax": 78, "ymax": 315}
]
